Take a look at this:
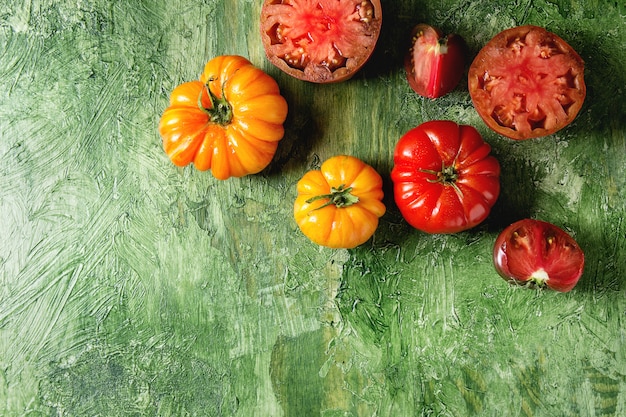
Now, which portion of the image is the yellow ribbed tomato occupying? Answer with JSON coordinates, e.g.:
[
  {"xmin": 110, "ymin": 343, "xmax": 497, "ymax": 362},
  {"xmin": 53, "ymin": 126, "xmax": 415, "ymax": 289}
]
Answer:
[
  {"xmin": 294, "ymin": 155, "xmax": 386, "ymax": 249},
  {"xmin": 159, "ymin": 55, "xmax": 288, "ymax": 179}
]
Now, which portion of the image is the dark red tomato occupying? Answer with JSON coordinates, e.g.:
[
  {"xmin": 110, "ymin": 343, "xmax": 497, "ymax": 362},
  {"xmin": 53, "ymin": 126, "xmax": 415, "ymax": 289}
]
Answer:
[
  {"xmin": 391, "ymin": 120, "xmax": 500, "ymax": 234},
  {"xmin": 404, "ymin": 24, "xmax": 466, "ymax": 98},
  {"xmin": 493, "ymin": 219, "xmax": 585, "ymax": 292},
  {"xmin": 260, "ymin": 0, "xmax": 382, "ymax": 83},
  {"xmin": 468, "ymin": 25, "xmax": 586, "ymax": 140}
]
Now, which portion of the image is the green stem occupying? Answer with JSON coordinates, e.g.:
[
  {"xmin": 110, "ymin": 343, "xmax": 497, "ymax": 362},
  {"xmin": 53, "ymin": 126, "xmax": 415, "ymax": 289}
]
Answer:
[
  {"xmin": 199, "ymin": 79, "xmax": 233, "ymax": 125},
  {"xmin": 421, "ymin": 161, "xmax": 463, "ymax": 199},
  {"xmin": 306, "ymin": 184, "xmax": 359, "ymax": 210}
]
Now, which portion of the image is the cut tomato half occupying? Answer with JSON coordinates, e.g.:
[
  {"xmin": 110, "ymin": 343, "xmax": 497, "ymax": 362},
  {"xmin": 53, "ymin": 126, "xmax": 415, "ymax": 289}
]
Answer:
[
  {"xmin": 468, "ymin": 25, "xmax": 586, "ymax": 140},
  {"xmin": 260, "ymin": 0, "xmax": 382, "ymax": 83}
]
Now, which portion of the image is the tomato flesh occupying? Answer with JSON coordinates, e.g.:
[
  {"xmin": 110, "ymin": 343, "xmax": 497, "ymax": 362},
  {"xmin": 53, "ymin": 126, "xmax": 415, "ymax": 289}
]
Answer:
[
  {"xmin": 404, "ymin": 24, "xmax": 466, "ymax": 98},
  {"xmin": 493, "ymin": 219, "xmax": 585, "ymax": 292},
  {"xmin": 261, "ymin": 0, "xmax": 382, "ymax": 83},
  {"xmin": 468, "ymin": 25, "xmax": 586, "ymax": 140}
]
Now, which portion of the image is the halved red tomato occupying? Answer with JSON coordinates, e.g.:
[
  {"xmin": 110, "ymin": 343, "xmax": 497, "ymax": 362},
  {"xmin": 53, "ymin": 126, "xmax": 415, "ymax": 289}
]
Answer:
[
  {"xmin": 493, "ymin": 219, "xmax": 585, "ymax": 292},
  {"xmin": 468, "ymin": 25, "xmax": 586, "ymax": 140},
  {"xmin": 404, "ymin": 24, "xmax": 466, "ymax": 99},
  {"xmin": 260, "ymin": 0, "xmax": 382, "ymax": 83}
]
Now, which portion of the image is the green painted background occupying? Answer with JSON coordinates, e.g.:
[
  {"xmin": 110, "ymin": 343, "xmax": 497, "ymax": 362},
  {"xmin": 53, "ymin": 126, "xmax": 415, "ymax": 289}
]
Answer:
[{"xmin": 1, "ymin": 0, "xmax": 625, "ymax": 416}]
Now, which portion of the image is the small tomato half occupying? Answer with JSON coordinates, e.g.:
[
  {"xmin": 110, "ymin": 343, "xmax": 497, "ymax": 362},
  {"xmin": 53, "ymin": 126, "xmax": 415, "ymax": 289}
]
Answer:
[
  {"xmin": 391, "ymin": 121, "xmax": 500, "ymax": 234},
  {"xmin": 493, "ymin": 219, "xmax": 585, "ymax": 292},
  {"xmin": 294, "ymin": 155, "xmax": 386, "ymax": 249},
  {"xmin": 404, "ymin": 24, "xmax": 466, "ymax": 99},
  {"xmin": 158, "ymin": 55, "xmax": 288, "ymax": 179}
]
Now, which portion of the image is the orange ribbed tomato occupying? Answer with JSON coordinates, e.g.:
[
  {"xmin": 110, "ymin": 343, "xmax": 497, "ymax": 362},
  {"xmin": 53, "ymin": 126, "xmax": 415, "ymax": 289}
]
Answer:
[
  {"xmin": 159, "ymin": 55, "xmax": 288, "ymax": 179},
  {"xmin": 294, "ymin": 155, "xmax": 386, "ymax": 249}
]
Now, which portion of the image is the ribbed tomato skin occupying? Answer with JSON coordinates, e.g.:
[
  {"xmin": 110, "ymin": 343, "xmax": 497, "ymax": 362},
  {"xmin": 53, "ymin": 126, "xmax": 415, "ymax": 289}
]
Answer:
[
  {"xmin": 294, "ymin": 155, "xmax": 386, "ymax": 249},
  {"xmin": 159, "ymin": 55, "xmax": 288, "ymax": 179},
  {"xmin": 391, "ymin": 121, "xmax": 500, "ymax": 234}
]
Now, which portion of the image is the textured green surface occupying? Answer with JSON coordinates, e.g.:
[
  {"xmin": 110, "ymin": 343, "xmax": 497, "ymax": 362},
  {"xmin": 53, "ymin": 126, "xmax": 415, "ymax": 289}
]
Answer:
[{"xmin": 1, "ymin": 0, "xmax": 625, "ymax": 416}]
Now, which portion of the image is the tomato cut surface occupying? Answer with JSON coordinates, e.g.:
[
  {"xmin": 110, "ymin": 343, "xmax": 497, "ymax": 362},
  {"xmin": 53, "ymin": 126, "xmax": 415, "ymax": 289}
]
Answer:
[
  {"xmin": 260, "ymin": 0, "xmax": 382, "ymax": 83},
  {"xmin": 404, "ymin": 24, "xmax": 466, "ymax": 99},
  {"xmin": 391, "ymin": 121, "xmax": 500, "ymax": 234},
  {"xmin": 468, "ymin": 25, "xmax": 586, "ymax": 140},
  {"xmin": 493, "ymin": 219, "xmax": 585, "ymax": 292}
]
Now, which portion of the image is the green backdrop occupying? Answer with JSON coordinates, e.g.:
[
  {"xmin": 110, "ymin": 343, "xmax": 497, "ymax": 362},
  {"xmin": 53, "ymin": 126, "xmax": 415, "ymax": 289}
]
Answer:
[{"xmin": 1, "ymin": 0, "xmax": 625, "ymax": 416}]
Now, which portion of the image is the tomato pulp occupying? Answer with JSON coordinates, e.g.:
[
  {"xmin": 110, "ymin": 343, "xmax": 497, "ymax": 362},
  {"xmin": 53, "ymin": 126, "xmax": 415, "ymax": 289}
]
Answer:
[
  {"xmin": 260, "ymin": 0, "xmax": 382, "ymax": 83},
  {"xmin": 493, "ymin": 219, "xmax": 585, "ymax": 292},
  {"xmin": 468, "ymin": 25, "xmax": 586, "ymax": 140},
  {"xmin": 405, "ymin": 24, "xmax": 466, "ymax": 99}
]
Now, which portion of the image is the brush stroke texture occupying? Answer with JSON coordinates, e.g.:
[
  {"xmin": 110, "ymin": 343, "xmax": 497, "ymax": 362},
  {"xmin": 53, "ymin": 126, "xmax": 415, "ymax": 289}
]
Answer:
[{"xmin": 1, "ymin": 0, "xmax": 625, "ymax": 416}]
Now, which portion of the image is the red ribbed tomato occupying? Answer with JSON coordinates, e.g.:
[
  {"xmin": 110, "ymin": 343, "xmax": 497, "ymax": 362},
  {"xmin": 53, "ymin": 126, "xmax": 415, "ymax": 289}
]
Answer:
[
  {"xmin": 260, "ymin": 0, "xmax": 382, "ymax": 83},
  {"xmin": 391, "ymin": 120, "xmax": 500, "ymax": 234}
]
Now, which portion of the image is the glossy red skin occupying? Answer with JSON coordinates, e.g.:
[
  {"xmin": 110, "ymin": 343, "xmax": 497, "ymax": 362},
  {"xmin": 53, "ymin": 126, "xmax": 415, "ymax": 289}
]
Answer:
[
  {"xmin": 468, "ymin": 25, "xmax": 586, "ymax": 140},
  {"xmin": 493, "ymin": 219, "xmax": 585, "ymax": 292},
  {"xmin": 391, "ymin": 120, "xmax": 500, "ymax": 234},
  {"xmin": 260, "ymin": 0, "xmax": 382, "ymax": 83},
  {"xmin": 404, "ymin": 24, "xmax": 466, "ymax": 98}
]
